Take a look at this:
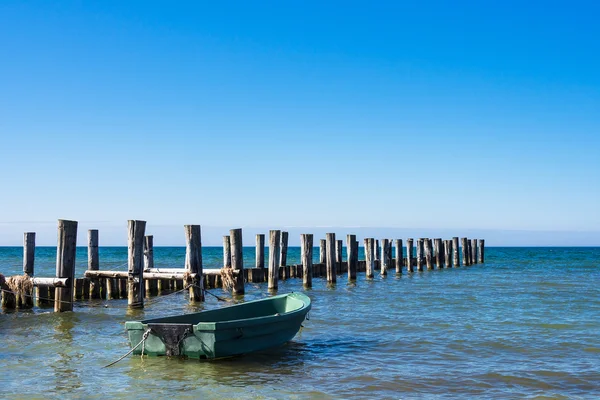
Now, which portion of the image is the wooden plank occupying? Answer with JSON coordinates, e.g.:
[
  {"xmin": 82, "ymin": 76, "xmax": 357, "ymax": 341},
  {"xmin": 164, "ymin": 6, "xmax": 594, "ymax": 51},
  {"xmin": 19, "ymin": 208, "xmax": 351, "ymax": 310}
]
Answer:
[
  {"xmin": 185, "ymin": 225, "xmax": 204, "ymax": 301},
  {"xmin": 55, "ymin": 219, "xmax": 77, "ymax": 312},
  {"xmin": 268, "ymin": 230, "xmax": 280, "ymax": 291}
]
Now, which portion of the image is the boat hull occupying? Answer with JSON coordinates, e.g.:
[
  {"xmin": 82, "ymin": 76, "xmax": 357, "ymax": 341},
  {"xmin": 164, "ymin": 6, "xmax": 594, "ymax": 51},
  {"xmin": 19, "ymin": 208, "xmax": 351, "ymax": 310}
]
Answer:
[{"xmin": 125, "ymin": 292, "xmax": 310, "ymax": 359}]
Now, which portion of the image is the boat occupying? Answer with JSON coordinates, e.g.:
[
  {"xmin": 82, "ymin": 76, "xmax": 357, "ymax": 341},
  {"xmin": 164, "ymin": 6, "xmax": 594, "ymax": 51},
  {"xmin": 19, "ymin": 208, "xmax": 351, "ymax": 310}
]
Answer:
[{"xmin": 125, "ymin": 292, "xmax": 311, "ymax": 359}]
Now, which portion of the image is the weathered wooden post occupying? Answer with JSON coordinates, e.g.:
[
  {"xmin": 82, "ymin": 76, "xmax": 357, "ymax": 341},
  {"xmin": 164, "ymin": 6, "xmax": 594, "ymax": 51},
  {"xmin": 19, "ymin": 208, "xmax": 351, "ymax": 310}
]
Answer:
[
  {"xmin": 222, "ymin": 235, "xmax": 231, "ymax": 268},
  {"xmin": 326, "ymin": 233, "xmax": 336, "ymax": 284},
  {"xmin": 280, "ymin": 231, "xmax": 289, "ymax": 267},
  {"xmin": 184, "ymin": 225, "xmax": 204, "ymax": 301},
  {"xmin": 22, "ymin": 232, "xmax": 35, "ymax": 308},
  {"xmin": 453, "ymin": 237, "xmax": 460, "ymax": 267},
  {"xmin": 406, "ymin": 238, "xmax": 414, "ymax": 273},
  {"xmin": 229, "ymin": 228, "xmax": 244, "ymax": 295},
  {"xmin": 425, "ymin": 239, "xmax": 434, "ymax": 270},
  {"xmin": 87, "ymin": 229, "xmax": 101, "ymax": 299},
  {"xmin": 444, "ymin": 239, "xmax": 452, "ymax": 268},
  {"xmin": 55, "ymin": 219, "xmax": 77, "ymax": 312},
  {"xmin": 375, "ymin": 239, "xmax": 380, "ymax": 262},
  {"xmin": 319, "ymin": 239, "xmax": 326, "ymax": 264},
  {"xmin": 381, "ymin": 239, "xmax": 390, "ymax": 276},
  {"xmin": 256, "ymin": 234, "xmax": 265, "ymax": 268},
  {"xmin": 301, "ymin": 234, "xmax": 313, "ymax": 288},
  {"xmin": 416, "ymin": 239, "xmax": 424, "ymax": 271},
  {"xmin": 468, "ymin": 239, "xmax": 473, "ymax": 266},
  {"xmin": 127, "ymin": 220, "xmax": 146, "ymax": 308},
  {"xmin": 461, "ymin": 237, "xmax": 469, "ymax": 266},
  {"xmin": 365, "ymin": 238, "xmax": 375, "ymax": 278},
  {"xmin": 347, "ymin": 234, "xmax": 357, "ymax": 280},
  {"xmin": 335, "ymin": 239, "xmax": 343, "ymax": 273},
  {"xmin": 434, "ymin": 238, "xmax": 443, "ymax": 269},
  {"xmin": 479, "ymin": 239, "xmax": 485, "ymax": 263},
  {"xmin": 395, "ymin": 239, "xmax": 403, "ymax": 274},
  {"xmin": 144, "ymin": 235, "xmax": 157, "ymax": 297},
  {"xmin": 268, "ymin": 230, "xmax": 280, "ymax": 291},
  {"xmin": 471, "ymin": 239, "xmax": 478, "ymax": 264}
]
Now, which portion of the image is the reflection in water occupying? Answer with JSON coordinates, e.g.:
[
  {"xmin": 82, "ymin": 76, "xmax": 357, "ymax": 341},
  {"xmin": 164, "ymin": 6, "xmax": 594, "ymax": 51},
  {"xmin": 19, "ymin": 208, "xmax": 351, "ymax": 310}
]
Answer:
[
  {"xmin": 1, "ymin": 247, "xmax": 600, "ymax": 398},
  {"xmin": 51, "ymin": 314, "xmax": 82, "ymax": 395}
]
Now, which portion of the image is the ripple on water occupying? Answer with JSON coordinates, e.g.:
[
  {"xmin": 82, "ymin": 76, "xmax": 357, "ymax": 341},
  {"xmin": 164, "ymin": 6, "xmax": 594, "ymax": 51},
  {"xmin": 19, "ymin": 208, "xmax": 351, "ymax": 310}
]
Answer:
[{"xmin": 1, "ymin": 247, "xmax": 600, "ymax": 398}]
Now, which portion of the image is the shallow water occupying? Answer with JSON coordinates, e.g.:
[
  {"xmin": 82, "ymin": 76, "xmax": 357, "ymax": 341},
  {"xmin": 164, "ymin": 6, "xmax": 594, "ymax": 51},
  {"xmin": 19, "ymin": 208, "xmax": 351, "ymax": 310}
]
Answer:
[{"xmin": 1, "ymin": 247, "xmax": 599, "ymax": 398}]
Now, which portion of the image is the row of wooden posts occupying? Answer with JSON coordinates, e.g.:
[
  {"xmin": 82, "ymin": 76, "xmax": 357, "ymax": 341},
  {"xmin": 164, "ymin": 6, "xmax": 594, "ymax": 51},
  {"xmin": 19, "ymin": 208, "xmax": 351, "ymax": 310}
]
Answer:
[{"xmin": 0, "ymin": 219, "xmax": 485, "ymax": 312}]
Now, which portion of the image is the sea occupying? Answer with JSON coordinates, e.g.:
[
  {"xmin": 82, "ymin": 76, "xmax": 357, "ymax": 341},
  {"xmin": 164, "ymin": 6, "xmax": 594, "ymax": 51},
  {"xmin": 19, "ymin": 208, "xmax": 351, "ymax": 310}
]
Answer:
[{"xmin": 0, "ymin": 246, "xmax": 599, "ymax": 399}]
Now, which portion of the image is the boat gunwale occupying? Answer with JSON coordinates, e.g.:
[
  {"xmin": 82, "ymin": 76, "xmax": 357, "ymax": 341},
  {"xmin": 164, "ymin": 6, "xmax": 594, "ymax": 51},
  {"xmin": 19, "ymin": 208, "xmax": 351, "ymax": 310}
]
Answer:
[{"xmin": 126, "ymin": 292, "xmax": 311, "ymax": 332}]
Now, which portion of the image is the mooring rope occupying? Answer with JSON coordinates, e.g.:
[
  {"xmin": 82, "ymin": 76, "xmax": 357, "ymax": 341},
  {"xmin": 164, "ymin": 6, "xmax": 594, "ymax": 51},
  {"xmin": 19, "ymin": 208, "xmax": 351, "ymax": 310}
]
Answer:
[{"xmin": 103, "ymin": 329, "xmax": 152, "ymax": 368}]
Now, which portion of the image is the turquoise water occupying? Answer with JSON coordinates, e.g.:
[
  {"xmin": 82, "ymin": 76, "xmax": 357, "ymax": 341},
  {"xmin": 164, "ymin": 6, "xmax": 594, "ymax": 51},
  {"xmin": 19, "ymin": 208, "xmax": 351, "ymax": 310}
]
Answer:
[{"xmin": 1, "ymin": 247, "xmax": 599, "ymax": 398}]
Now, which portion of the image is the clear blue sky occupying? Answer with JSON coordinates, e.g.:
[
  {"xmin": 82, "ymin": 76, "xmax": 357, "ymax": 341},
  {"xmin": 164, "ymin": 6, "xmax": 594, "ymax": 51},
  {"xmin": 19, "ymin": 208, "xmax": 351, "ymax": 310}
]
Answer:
[{"xmin": 1, "ymin": 1, "xmax": 599, "ymax": 246}]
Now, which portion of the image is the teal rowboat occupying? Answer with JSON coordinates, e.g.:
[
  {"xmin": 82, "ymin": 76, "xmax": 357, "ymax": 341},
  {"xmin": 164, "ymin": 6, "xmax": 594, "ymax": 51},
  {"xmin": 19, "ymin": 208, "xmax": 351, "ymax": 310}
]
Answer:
[{"xmin": 125, "ymin": 292, "xmax": 311, "ymax": 359}]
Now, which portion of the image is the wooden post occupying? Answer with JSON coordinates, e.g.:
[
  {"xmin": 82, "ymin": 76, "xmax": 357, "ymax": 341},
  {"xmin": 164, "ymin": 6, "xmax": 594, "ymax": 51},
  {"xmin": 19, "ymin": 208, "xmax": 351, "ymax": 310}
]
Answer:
[
  {"xmin": 223, "ymin": 235, "xmax": 231, "ymax": 268},
  {"xmin": 144, "ymin": 235, "xmax": 157, "ymax": 297},
  {"xmin": 23, "ymin": 232, "xmax": 35, "ymax": 275},
  {"xmin": 119, "ymin": 278, "xmax": 127, "ymax": 298},
  {"xmin": 434, "ymin": 238, "xmax": 443, "ymax": 269},
  {"xmin": 444, "ymin": 239, "xmax": 452, "ymax": 268},
  {"xmin": 301, "ymin": 234, "xmax": 313, "ymax": 288},
  {"xmin": 280, "ymin": 231, "xmax": 289, "ymax": 267},
  {"xmin": 55, "ymin": 219, "xmax": 78, "ymax": 312},
  {"xmin": 375, "ymin": 239, "xmax": 380, "ymax": 262},
  {"xmin": 381, "ymin": 239, "xmax": 390, "ymax": 276},
  {"xmin": 230, "ymin": 229, "xmax": 244, "ymax": 295},
  {"xmin": 22, "ymin": 232, "xmax": 35, "ymax": 308},
  {"xmin": 468, "ymin": 239, "xmax": 473, "ymax": 266},
  {"xmin": 326, "ymin": 233, "xmax": 336, "ymax": 284},
  {"xmin": 335, "ymin": 239, "xmax": 343, "ymax": 273},
  {"xmin": 185, "ymin": 225, "xmax": 204, "ymax": 301},
  {"xmin": 453, "ymin": 237, "xmax": 460, "ymax": 267},
  {"xmin": 88, "ymin": 229, "xmax": 101, "ymax": 299},
  {"xmin": 416, "ymin": 239, "xmax": 424, "ymax": 271},
  {"xmin": 424, "ymin": 239, "xmax": 434, "ymax": 270},
  {"xmin": 365, "ymin": 238, "xmax": 375, "ymax": 278},
  {"xmin": 319, "ymin": 239, "xmax": 326, "ymax": 264},
  {"xmin": 395, "ymin": 239, "xmax": 403, "ymax": 274},
  {"xmin": 461, "ymin": 237, "xmax": 469, "ymax": 266},
  {"xmin": 479, "ymin": 239, "xmax": 485, "ymax": 263},
  {"xmin": 347, "ymin": 234, "xmax": 357, "ymax": 280},
  {"xmin": 256, "ymin": 234, "xmax": 265, "ymax": 268},
  {"xmin": 471, "ymin": 239, "xmax": 478, "ymax": 264},
  {"xmin": 127, "ymin": 220, "xmax": 146, "ymax": 308},
  {"xmin": 268, "ymin": 230, "xmax": 280, "ymax": 291},
  {"xmin": 406, "ymin": 238, "xmax": 414, "ymax": 273}
]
